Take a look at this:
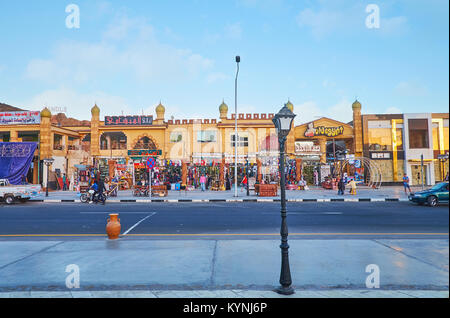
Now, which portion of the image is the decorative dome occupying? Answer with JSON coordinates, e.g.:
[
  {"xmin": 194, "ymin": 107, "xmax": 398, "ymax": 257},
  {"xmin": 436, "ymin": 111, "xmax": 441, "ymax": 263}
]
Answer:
[
  {"xmin": 352, "ymin": 100, "xmax": 362, "ymax": 110},
  {"xmin": 41, "ymin": 107, "xmax": 51, "ymax": 118},
  {"xmin": 156, "ymin": 102, "xmax": 165, "ymax": 114},
  {"xmin": 91, "ymin": 104, "xmax": 100, "ymax": 116},
  {"xmin": 219, "ymin": 100, "xmax": 228, "ymax": 113},
  {"xmin": 286, "ymin": 100, "xmax": 294, "ymax": 112}
]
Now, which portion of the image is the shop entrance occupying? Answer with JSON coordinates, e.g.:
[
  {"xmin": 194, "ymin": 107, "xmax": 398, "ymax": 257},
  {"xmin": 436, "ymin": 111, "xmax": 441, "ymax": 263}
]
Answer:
[{"xmin": 411, "ymin": 164, "xmax": 427, "ymax": 186}]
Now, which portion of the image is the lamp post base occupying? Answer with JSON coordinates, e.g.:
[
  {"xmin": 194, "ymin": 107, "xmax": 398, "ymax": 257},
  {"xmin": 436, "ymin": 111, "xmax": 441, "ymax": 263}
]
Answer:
[{"xmin": 275, "ymin": 285, "xmax": 295, "ymax": 295}]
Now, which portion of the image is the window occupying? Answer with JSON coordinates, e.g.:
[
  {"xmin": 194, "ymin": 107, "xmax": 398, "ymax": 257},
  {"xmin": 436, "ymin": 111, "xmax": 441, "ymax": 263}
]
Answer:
[
  {"xmin": 197, "ymin": 131, "xmax": 217, "ymax": 143},
  {"xmin": 231, "ymin": 133, "xmax": 248, "ymax": 147},
  {"xmin": 408, "ymin": 119, "xmax": 429, "ymax": 149},
  {"xmin": 170, "ymin": 132, "xmax": 183, "ymax": 143},
  {"xmin": 368, "ymin": 121, "xmax": 392, "ymax": 151}
]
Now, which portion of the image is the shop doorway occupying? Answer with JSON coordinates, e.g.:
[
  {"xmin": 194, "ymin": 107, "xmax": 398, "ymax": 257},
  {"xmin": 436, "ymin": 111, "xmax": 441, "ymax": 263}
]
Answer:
[{"xmin": 411, "ymin": 164, "xmax": 427, "ymax": 186}]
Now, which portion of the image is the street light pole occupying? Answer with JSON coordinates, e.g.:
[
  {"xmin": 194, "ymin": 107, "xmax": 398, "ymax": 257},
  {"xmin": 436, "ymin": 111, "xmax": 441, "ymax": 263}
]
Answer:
[
  {"xmin": 234, "ymin": 56, "xmax": 240, "ymax": 197},
  {"xmin": 246, "ymin": 154, "xmax": 250, "ymax": 196},
  {"xmin": 43, "ymin": 158, "xmax": 54, "ymax": 197},
  {"xmin": 272, "ymin": 104, "xmax": 296, "ymax": 296}
]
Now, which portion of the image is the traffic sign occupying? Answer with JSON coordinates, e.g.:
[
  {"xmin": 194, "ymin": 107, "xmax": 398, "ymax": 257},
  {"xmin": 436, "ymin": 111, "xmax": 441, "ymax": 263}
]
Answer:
[{"xmin": 146, "ymin": 157, "xmax": 156, "ymax": 169}]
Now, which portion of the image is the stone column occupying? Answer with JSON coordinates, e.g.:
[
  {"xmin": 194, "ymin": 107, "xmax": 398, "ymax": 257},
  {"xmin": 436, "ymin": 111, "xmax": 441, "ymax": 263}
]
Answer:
[
  {"xmin": 319, "ymin": 138, "xmax": 327, "ymax": 164},
  {"xmin": 90, "ymin": 104, "xmax": 100, "ymax": 160},
  {"xmin": 352, "ymin": 100, "xmax": 363, "ymax": 158},
  {"xmin": 295, "ymin": 159, "xmax": 302, "ymax": 182},
  {"xmin": 10, "ymin": 130, "xmax": 18, "ymax": 142}
]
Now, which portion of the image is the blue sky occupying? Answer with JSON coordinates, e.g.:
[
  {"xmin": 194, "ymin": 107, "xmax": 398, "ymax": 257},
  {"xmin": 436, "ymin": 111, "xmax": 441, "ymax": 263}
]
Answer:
[{"xmin": 0, "ymin": 0, "xmax": 448, "ymax": 124}]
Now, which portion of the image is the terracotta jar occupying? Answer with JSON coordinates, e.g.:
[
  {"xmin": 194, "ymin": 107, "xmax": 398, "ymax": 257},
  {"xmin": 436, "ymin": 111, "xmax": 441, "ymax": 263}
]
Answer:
[{"xmin": 106, "ymin": 214, "xmax": 121, "ymax": 240}]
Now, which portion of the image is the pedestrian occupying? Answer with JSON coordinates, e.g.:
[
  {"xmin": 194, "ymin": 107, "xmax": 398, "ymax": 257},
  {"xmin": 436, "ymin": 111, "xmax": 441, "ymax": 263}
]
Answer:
[
  {"xmin": 348, "ymin": 179, "xmax": 357, "ymax": 195},
  {"xmin": 403, "ymin": 173, "xmax": 412, "ymax": 194},
  {"xmin": 200, "ymin": 174, "xmax": 206, "ymax": 192},
  {"xmin": 337, "ymin": 177, "xmax": 345, "ymax": 195},
  {"xmin": 97, "ymin": 178, "xmax": 105, "ymax": 205},
  {"xmin": 241, "ymin": 175, "xmax": 248, "ymax": 192},
  {"xmin": 314, "ymin": 170, "xmax": 319, "ymax": 186},
  {"xmin": 62, "ymin": 174, "xmax": 67, "ymax": 191}
]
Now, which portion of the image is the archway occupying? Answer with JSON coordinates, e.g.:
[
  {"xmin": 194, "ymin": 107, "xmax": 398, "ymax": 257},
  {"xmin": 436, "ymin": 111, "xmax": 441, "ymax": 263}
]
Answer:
[{"xmin": 338, "ymin": 157, "xmax": 383, "ymax": 189}]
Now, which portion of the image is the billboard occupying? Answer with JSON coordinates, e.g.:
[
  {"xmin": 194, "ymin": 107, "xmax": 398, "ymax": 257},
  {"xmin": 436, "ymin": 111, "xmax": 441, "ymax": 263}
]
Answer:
[{"xmin": 0, "ymin": 111, "xmax": 41, "ymax": 125}]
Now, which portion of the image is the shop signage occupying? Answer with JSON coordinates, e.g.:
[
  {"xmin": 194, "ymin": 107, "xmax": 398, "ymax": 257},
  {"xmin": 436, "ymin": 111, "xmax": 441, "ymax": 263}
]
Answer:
[
  {"xmin": 134, "ymin": 163, "xmax": 146, "ymax": 169},
  {"xmin": 116, "ymin": 164, "xmax": 128, "ymax": 170},
  {"xmin": 0, "ymin": 111, "xmax": 41, "ymax": 125},
  {"xmin": 370, "ymin": 152, "xmax": 391, "ymax": 160},
  {"xmin": 304, "ymin": 122, "xmax": 344, "ymax": 138},
  {"xmin": 128, "ymin": 150, "xmax": 162, "ymax": 156},
  {"xmin": 295, "ymin": 142, "xmax": 321, "ymax": 154},
  {"xmin": 105, "ymin": 115, "xmax": 153, "ymax": 126}
]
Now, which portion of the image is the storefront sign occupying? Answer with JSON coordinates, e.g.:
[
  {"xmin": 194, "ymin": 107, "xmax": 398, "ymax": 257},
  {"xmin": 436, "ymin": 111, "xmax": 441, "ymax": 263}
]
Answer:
[
  {"xmin": 105, "ymin": 115, "xmax": 153, "ymax": 126},
  {"xmin": 370, "ymin": 152, "xmax": 391, "ymax": 160},
  {"xmin": 116, "ymin": 164, "xmax": 128, "ymax": 170},
  {"xmin": 295, "ymin": 142, "xmax": 321, "ymax": 154},
  {"xmin": 0, "ymin": 111, "xmax": 41, "ymax": 125},
  {"xmin": 134, "ymin": 163, "xmax": 146, "ymax": 169},
  {"xmin": 128, "ymin": 150, "xmax": 162, "ymax": 157},
  {"xmin": 304, "ymin": 122, "xmax": 344, "ymax": 138}
]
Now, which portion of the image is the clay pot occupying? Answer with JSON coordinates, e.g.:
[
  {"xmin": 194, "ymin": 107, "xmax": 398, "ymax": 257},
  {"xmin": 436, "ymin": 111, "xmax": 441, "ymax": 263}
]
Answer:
[{"xmin": 106, "ymin": 214, "xmax": 121, "ymax": 240}]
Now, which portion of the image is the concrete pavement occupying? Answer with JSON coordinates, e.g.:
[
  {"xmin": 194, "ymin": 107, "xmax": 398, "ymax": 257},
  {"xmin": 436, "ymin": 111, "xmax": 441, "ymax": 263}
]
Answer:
[
  {"xmin": 28, "ymin": 186, "xmax": 421, "ymax": 203},
  {"xmin": 0, "ymin": 239, "xmax": 447, "ymax": 293}
]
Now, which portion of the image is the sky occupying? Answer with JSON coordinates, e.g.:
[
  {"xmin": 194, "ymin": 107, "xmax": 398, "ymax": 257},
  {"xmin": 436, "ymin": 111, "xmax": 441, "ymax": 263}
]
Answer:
[{"xmin": 0, "ymin": 0, "xmax": 448, "ymax": 125}]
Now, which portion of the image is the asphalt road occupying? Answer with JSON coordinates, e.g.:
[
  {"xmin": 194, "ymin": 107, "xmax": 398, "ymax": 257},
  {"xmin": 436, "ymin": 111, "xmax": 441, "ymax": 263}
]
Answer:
[{"xmin": 0, "ymin": 202, "xmax": 448, "ymax": 240}]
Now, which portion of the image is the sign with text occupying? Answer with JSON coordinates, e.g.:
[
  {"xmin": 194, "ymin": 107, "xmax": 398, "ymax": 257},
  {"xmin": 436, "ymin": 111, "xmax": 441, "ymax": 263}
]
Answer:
[
  {"xmin": 105, "ymin": 115, "xmax": 153, "ymax": 126},
  {"xmin": 304, "ymin": 122, "xmax": 344, "ymax": 138},
  {"xmin": 0, "ymin": 111, "xmax": 41, "ymax": 125},
  {"xmin": 370, "ymin": 152, "xmax": 391, "ymax": 160},
  {"xmin": 128, "ymin": 149, "xmax": 162, "ymax": 157},
  {"xmin": 295, "ymin": 141, "xmax": 321, "ymax": 154}
]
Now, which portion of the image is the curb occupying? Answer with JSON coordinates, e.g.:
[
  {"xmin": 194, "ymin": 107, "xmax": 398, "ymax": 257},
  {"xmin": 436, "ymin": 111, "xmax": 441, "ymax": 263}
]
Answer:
[{"xmin": 28, "ymin": 198, "xmax": 411, "ymax": 203}]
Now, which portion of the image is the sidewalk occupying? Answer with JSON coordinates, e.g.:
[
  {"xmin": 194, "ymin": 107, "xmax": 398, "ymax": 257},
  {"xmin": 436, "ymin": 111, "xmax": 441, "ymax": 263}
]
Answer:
[
  {"xmin": 0, "ymin": 239, "xmax": 447, "ymax": 297},
  {"xmin": 30, "ymin": 186, "xmax": 418, "ymax": 203}
]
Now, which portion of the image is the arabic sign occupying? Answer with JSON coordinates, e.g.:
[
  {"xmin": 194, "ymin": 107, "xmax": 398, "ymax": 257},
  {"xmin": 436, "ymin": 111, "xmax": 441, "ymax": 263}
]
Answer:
[
  {"xmin": 295, "ymin": 142, "xmax": 321, "ymax": 154},
  {"xmin": 128, "ymin": 150, "xmax": 162, "ymax": 157},
  {"xmin": 304, "ymin": 122, "xmax": 344, "ymax": 138},
  {"xmin": 105, "ymin": 115, "xmax": 153, "ymax": 126},
  {"xmin": 0, "ymin": 111, "xmax": 41, "ymax": 125}
]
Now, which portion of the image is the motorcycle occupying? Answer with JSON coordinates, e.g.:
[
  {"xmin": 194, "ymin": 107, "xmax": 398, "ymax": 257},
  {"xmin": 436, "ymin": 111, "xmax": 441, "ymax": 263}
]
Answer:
[{"xmin": 80, "ymin": 189, "xmax": 106, "ymax": 204}]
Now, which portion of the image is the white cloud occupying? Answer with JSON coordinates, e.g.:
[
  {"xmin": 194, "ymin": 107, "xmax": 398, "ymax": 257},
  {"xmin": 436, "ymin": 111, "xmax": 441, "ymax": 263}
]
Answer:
[
  {"xmin": 395, "ymin": 81, "xmax": 428, "ymax": 97},
  {"xmin": 25, "ymin": 16, "xmax": 214, "ymax": 85},
  {"xmin": 297, "ymin": 3, "xmax": 408, "ymax": 38},
  {"xmin": 385, "ymin": 106, "xmax": 402, "ymax": 114},
  {"xmin": 225, "ymin": 23, "xmax": 243, "ymax": 40},
  {"xmin": 293, "ymin": 99, "xmax": 353, "ymax": 125},
  {"xmin": 207, "ymin": 72, "xmax": 230, "ymax": 84},
  {"xmin": 18, "ymin": 87, "xmax": 134, "ymax": 121}
]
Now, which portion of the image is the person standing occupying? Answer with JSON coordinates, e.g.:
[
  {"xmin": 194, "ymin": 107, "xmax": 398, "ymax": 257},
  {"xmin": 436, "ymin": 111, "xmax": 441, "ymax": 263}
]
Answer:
[
  {"xmin": 200, "ymin": 174, "xmax": 206, "ymax": 192},
  {"xmin": 403, "ymin": 173, "xmax": 412, "ymax": 194},
  {"xmin": 348, "ymin": 179, "xmax": 357, "ymax": 195},
  {"xmin": 337, "ymin": 177, "xmax": 345, "ymax": 195},
  {"xmin": 62, "ymin": 174, "xmax": 67, "ymax": 191},
  {"xmin": 241, "ymin": 175, "xmax": 248, "ymax": 192}
]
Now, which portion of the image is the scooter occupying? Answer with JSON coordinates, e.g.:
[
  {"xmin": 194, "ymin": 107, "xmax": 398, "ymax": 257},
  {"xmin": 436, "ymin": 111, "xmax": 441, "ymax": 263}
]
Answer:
[{"xmin": 80, "ymin": 189, "xmax": 106, "ymax": 204}]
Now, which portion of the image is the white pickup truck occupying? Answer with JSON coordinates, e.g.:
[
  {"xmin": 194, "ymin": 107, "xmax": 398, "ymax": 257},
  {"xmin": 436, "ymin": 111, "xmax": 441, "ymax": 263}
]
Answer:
[{"xmin": 0, "ymin": 179, "xmax": 42, "ymax": 204}]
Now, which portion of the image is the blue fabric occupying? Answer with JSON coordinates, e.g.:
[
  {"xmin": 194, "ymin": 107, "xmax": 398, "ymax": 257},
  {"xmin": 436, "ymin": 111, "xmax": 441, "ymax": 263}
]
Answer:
[{"xmin": 0, "ymin": 142, "xmax": 37, "ymax": 185}]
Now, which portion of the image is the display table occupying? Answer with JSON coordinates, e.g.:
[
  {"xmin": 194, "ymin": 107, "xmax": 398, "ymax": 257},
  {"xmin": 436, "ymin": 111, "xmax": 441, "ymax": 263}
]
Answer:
[
  {"xmin": 255, "ymin": 184, "xmax": 278, "ymax": 197},
  {"xmin": 151, "ymin": 185, "xmax": 168, "ymax": 197}
]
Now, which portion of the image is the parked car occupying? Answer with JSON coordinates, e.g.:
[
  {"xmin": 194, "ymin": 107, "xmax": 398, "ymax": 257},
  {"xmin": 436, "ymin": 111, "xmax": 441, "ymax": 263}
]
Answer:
[
  {"xmin": 409, "ymin": 182, "xmax": 449, "ymax": 207},
  {"xmin": 0, "ymin": 179, "xmax": 42, "ymax": 205}
]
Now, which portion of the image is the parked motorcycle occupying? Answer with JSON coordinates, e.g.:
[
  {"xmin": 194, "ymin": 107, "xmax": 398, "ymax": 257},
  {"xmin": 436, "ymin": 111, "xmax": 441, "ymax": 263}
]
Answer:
[{"xmin": 80, "ymin": 189, "xmax": 106, "ymax": 204}]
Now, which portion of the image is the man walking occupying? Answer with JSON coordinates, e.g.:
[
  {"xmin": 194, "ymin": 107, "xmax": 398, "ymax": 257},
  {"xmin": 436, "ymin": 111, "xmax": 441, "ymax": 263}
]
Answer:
[{"xmin": 403, "ymin": 173, "xmax": 412, "ymax": 194}]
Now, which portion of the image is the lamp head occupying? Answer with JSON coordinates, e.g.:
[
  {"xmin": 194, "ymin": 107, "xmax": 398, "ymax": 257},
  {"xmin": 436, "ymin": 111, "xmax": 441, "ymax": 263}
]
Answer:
[
  {"xmin": 272, "ymin": 104, "xmax": 296, "ymax": 137},
  {"xmin": 236, "ymin": 56, "xmax": 240, "ymax": 63}
]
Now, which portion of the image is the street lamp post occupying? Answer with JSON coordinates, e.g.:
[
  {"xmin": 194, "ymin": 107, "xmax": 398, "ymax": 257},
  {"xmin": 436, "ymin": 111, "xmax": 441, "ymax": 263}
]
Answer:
[
  {"xmin": 272, "ymin": 103, "xmax": 296, "ymax": 295},
  {"xmin": 246, "ymin": 154, "xmax": 250, "ymax": 196},
  {"xmin": 43, "ymin": 158, "xmax": 55, "ymax": 197},
  {"xmin": 234, "ymin": 56, "xmax": 240, "ymax": 197}
]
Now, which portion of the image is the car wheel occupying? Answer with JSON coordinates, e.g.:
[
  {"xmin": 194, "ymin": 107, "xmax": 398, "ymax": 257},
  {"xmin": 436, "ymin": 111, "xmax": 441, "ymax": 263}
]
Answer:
[
  {"xmin": 5, "ymin": 195, "xmax": 15, "ymax": 205},
  {"xmin": 427, "ymin": 196, "xmax": 438, "ymax": 207}
]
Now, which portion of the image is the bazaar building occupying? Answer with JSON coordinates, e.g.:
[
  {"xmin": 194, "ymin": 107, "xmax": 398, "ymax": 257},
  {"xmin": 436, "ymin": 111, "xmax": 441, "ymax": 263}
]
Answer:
[{"xmin": 0, "ymin": 100, "xmax": 448, "ymax": 189}]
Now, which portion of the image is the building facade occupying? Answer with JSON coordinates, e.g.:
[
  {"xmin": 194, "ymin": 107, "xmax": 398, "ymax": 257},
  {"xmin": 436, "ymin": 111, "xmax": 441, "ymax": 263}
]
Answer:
[{"xmin": 0, "ymin": 100, "xmax": 448, "ymax": 187}]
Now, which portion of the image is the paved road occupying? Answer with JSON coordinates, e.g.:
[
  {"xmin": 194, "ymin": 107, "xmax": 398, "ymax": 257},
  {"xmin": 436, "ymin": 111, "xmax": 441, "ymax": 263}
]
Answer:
[{"xmin": 0, "ymin": 202, "xmax": 448, "ymax": 239}]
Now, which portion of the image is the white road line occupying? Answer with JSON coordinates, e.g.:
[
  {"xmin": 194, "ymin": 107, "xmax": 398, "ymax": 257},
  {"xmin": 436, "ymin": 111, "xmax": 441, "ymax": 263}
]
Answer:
[
  {"xmin": 122, "ymin": 212, "xmax": 156, "ymax": 236},
  {"xmin": 80, "ymin": 212, "xmax": 153, "ymax": 214}
]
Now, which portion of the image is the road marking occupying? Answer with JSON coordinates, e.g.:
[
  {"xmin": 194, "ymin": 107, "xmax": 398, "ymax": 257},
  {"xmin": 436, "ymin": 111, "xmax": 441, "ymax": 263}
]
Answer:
[
  {"xmin": 122, "ymin": 213, "xmax": 156, "ymax": 236},
  {"xmin": 0, "ymin": 232, "xmax": 447, "ymax": 238},
  {"xmin": 262, "ymin": 212, "xmax": 343, "ymax": 215},
  {"xmin": 80, "ymin": 212, "xmax": 153, "ymax": 214}
]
